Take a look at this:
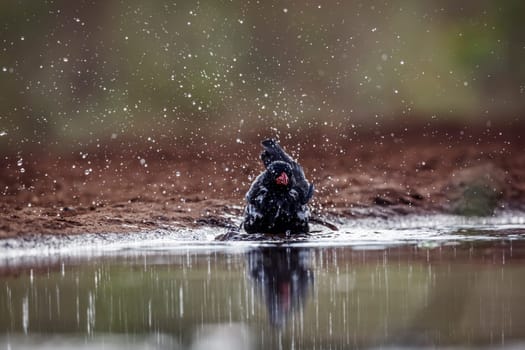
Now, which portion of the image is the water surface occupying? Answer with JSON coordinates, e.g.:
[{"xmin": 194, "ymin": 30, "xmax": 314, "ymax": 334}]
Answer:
[{"xmin": 1, "ymin": 215, "xmax": 525, "ymax": 349}]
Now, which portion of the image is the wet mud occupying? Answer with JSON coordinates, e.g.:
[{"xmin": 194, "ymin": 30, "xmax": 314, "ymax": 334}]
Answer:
[{"xmin": 1, "ymin": 126, "xmax": 524, "ymax": 238}]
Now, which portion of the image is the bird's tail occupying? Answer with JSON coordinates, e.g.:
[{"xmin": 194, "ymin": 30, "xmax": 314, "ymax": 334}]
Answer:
[
  {"xmin": 260, "ymin": 139, "xmax": 294, "ymax": 168},
  {"xmin": 310, "ymin": 215, "xmax": 339, "ymax": 231}
]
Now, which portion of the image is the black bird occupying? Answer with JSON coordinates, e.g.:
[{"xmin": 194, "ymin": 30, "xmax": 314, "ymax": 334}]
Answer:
[{"xmin": 243, "ymin": 139, "xmax": 314, "ymax": 234}]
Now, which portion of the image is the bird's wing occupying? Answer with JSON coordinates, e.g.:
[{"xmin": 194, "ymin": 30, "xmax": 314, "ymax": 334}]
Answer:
[
  {"xmin": 292, "ymin": 162, "xmax": 314, "ymax": 204},
  {"xmin": 304, "ymin": 183, "xmax": 315, "ymax": 204},
  {"xmin": 245, "ymin": 173, "xmax": 268, "ymax": 204}
]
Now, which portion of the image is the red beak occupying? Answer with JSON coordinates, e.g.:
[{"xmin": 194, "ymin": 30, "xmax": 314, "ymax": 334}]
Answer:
[{"xmin": 276, "ymin": 172, "xmax": 289, "ymax": 186}]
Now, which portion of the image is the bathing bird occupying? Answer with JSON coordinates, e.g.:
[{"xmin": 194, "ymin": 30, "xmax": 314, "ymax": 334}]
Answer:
[{"xmin": 243, "ymin": 139, "xmax": 314, "ymax": 234}]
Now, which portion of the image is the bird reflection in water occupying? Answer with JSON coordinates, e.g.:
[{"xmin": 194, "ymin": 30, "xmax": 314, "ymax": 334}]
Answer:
[{"xmin": 247, "ymin": 247, "xmax": 313, "ymax": 328}]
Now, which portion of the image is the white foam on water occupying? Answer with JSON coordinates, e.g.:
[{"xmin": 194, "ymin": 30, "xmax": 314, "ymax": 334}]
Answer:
[{"xmin": 1, "ymin": 212, "xmax": 525, "ymax": 262}]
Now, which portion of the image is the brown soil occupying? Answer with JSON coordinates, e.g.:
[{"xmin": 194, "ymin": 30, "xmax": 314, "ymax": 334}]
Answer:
[{"xmin": 1, "ymin": 126, "xmax": 524, "ymax": 238}]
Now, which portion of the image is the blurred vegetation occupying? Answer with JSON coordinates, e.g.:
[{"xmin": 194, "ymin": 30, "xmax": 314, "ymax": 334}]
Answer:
[{"xmin": 0, "ymin": 0, "xmax": 525, "ymax": 152}]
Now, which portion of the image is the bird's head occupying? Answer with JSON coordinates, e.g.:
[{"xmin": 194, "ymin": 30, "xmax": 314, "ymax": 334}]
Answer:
[{"xmin": 267, "ymin": 161, "xmax": 293, "ymax": 188}]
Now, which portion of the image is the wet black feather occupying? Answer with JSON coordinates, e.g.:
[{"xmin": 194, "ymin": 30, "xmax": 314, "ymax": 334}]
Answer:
[{"xmin": 243, "ymin": 139, "xmax": 314, "ymax": 234}]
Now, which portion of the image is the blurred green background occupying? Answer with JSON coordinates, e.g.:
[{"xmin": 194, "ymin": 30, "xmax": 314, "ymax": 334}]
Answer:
[{"xmin": 1, "ymin": 0, "xmax": 524, "ymax": 151}]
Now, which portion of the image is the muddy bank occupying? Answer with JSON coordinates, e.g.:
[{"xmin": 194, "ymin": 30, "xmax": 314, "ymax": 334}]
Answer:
[{"xmin": 1, "ymin": 127, "xmax": 524, "ymax": 238}]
